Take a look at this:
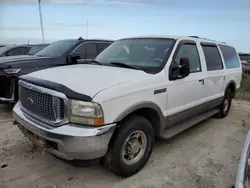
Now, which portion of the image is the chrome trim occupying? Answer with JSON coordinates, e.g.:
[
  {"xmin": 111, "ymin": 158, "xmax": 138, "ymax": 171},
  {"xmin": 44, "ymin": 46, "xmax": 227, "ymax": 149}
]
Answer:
[{"xmin": 19, "ymin": 80, "xmax": 69, "ymax": 126}]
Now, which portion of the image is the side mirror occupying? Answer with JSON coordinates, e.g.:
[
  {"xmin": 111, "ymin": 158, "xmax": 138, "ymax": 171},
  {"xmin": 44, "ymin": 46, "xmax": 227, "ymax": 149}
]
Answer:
[
  {"xmin": 169, "ymin": 57, "xmax": 190, "ymax": 80},
  {"xmin": 68, "ymin": 52, "xmax": 81, "ymax": 64},
  {"xmin": 70, "ymin": 52, "xmax": 81, "ymax": 60},
  {"xmin": 179, "ymin": 57, "xmax": 190, "ymax": 77}
]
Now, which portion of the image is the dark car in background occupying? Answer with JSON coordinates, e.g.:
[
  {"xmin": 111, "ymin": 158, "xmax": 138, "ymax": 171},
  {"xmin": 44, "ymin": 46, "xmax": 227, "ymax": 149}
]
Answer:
[
  {"xmin": 0, "ymin": 45, "xmax": 32, "ymax": 57},
  {"xmin": 0, "ymin": 38, "xmax": 113, "ymax": 103},
  {"xmin": 239, "ymin": 53, "xmax": 250, "ymax": 73},
  {"xmin": 28, "ymin": 43, "xmax": 50, "ymax": 55}
]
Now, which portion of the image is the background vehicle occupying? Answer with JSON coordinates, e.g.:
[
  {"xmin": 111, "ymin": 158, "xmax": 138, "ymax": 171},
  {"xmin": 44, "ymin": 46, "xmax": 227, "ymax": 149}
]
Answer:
[
  {"xmin": 235, "ymin": 130, "xmax": 250, "ymax": 188},
  {"xmin": 28, "ymin": 43, "xmax": 50, "ymax": 55},
  {"xmin": 239, "ymin": 53, "xmax": 250, "ymax": 73},
  {"xmin": 0, "ymin": 45, "xmax": 31, "ymax": 57},
  {"xmin": 13, "ymin": 36, "xmax": 242, "ymax": 177},
  {"xmin": 0, "ymin": 38, "xmax": 113, "ymax": 103}
]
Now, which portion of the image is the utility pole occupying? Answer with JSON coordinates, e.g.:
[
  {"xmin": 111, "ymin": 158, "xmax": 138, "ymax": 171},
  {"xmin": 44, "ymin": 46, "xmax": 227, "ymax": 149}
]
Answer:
[{"xmin": 38, "ymin": 0, "xmax": 45, "ymax": 43}]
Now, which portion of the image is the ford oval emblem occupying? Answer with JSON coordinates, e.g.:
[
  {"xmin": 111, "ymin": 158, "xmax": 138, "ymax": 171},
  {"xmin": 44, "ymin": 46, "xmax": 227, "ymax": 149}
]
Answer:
[{"xmin": 27, "ymin": 97, "xmax": 34, "ymax": 104}]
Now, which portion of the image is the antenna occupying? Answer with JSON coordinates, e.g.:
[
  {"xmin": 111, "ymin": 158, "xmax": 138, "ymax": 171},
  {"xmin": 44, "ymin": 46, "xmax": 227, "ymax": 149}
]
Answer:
[
  {"xmin": 38, "ymin": 0, "xmax": 45, "ymax": 43},
  {"xmin": 86, "ymin": 20, "xmax": 88, "ymax": 39}
]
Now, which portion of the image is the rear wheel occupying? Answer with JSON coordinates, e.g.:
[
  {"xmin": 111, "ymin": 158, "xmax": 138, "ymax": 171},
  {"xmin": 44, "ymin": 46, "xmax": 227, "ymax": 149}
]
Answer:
[
  {"xmin": 102, "ymin": 115, "xmax": 154, "ymax": 177},
  {"xmin": 216, "ymin": 88, "xmax": 232, "ymax": 118}
]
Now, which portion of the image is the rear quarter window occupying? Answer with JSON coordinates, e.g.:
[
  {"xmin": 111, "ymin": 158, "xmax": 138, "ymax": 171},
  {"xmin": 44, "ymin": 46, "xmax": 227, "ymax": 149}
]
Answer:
[{"xmin": 218, "ymin": 44, "xmax": 240, "ymax": 69}]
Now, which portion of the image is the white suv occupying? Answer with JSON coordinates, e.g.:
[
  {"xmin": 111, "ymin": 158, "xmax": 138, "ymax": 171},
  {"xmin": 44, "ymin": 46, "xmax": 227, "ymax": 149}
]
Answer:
[{"xmin": 13, "ymin": 36, "xmax": 242, "ymax": 177}]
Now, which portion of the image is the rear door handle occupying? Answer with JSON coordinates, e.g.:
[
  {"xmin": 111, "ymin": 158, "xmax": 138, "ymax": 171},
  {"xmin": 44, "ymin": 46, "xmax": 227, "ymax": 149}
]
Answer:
[{"xmin": 199, "ymin": 78, "xmax": 205, "ymax": 85}]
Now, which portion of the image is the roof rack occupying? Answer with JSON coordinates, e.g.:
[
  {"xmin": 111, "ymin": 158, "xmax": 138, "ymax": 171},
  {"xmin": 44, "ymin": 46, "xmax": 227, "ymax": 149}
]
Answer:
[
  {"xmin": 189, "ymin": 36, "xmax": 199, "ymax": 38},
  {"xmin": 188, "ymin": 36, "xmax": 226, "ymax": 44}
]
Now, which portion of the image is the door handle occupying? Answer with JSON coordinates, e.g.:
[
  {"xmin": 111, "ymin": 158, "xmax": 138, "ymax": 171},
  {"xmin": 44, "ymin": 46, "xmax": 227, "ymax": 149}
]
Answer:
[{"xmin": 199, "ymin": 79, "xmax": 205, "ymax": 85}]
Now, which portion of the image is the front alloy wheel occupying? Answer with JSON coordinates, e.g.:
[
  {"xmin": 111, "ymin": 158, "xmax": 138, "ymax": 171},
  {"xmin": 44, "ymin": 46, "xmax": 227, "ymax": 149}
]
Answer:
[
  {"xmin": 102, "ymin": 115, "xmax": 154, "ymax": 177},
  {"xmin": 122, "ymin": 131, "xmax": 147, "ymax": 165}
]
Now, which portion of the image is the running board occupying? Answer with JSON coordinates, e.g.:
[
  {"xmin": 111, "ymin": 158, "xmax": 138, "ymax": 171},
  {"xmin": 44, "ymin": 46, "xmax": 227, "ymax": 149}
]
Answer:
[{"xmin": 162, "ymin": 109, "xmax": 219, "ymax": 139}]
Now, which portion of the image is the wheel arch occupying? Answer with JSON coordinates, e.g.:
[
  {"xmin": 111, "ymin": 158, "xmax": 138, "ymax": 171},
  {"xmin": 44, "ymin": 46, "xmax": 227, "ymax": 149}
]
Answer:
[
  {"xmin": 225, "ymin": 80, "xmax": 236, "ymax": 98},
  {"xmin": 114, "ymin": 102, "xmax": 165, "ymax": 137}
]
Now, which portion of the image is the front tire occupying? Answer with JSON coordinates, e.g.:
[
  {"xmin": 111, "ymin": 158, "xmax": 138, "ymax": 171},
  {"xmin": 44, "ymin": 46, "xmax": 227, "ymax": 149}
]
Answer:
[
  {"xmin": 217, "ymin": 88, "xmax": 232, "ymax": 118},
  {"xmin": 102, "ymin": 115, "xmax": 154, "ymax": 177}
]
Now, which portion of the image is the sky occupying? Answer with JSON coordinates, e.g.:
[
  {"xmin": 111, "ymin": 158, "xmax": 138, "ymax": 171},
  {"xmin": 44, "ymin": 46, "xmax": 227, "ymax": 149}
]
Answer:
[{"xmin": 0, "ymin": 0, "xmax": 249, "ymax": 52}]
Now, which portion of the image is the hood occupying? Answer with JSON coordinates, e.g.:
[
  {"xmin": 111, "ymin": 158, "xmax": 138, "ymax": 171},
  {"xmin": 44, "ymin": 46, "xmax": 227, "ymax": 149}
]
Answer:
[
  {"xmin": 0, "ymin": 55, "xmax": 53, "ymax": 68},
  {"xmin": 23, "ymin": 64, "xmax": 150, "ymax": 98}
]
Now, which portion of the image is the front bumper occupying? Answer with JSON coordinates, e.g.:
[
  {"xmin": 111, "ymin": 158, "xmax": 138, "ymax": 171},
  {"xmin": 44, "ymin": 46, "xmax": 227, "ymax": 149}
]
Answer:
[
  {"xmin": 235, "ymin": 131, "xmax": 250, "ymax": 188},
  {"xmin": 13, "ymin": 102, "xmax": 116, "ymax": 160}
]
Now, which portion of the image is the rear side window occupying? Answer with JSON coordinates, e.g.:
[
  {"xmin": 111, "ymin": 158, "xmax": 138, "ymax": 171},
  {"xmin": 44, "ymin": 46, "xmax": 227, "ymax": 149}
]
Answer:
[
  {"xmin": 219, "ymin": 45, "xmax": 240, "ymax": 69},
  {"xmin": 202, "ymin": 45, "xmax": 223, "ymax": 71}
]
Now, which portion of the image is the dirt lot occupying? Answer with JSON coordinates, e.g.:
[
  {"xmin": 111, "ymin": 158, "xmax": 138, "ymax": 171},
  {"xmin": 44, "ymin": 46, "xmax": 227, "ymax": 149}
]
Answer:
[{"xmin": 0, "ymin": 100, "xmax": 250, "ymax": 188}]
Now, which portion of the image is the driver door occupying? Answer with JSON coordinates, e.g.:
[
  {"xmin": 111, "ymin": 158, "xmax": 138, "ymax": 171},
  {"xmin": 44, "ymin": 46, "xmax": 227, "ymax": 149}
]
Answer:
[{"xmin": 166, "ymin": 40, "xmax": 206, "ymax": 128}]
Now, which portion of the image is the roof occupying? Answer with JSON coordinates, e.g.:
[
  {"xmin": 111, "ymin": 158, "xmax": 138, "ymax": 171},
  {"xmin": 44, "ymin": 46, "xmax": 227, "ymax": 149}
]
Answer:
[
  {"xmin": 120, "ymin": 35, "xmax": 228, "ymax": 46},
  {"xmin": 31, "ymin": 43, "xmax": 50, "ymax": 46},
  {"xmin": 81, "ymin": 39, "xmax": 114, "ymax": 42},
  {"xmin": 55, "ymin": 38, "xmax": 114, "ymax": 43},
  {"xmin": 2, "ymin": 44, "xmax": 31, "ymax": 48}
]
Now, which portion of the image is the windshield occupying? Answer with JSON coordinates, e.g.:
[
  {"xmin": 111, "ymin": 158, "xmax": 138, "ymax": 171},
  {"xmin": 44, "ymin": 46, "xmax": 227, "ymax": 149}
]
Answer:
[
  {"xmin": 35, "ymin": 40, "xmax": 77, "ymax": 57},
  {"xmin": 28, "ymin": 44, "xmax": 48, "ymax": 55},
  {"xmin": 95, "ymin": 38, "xmax": 175, "ymax": 73}
]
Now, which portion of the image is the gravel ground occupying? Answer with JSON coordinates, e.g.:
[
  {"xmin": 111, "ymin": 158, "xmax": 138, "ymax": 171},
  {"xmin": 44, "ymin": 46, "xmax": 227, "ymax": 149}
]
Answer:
[{"xmin": 0, "ymin": 100, "xmax": 250, "ymax": 188}]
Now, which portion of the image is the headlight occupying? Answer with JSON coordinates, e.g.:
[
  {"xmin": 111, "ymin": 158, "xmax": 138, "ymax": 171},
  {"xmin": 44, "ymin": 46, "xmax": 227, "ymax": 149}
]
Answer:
[
  {"xmin": 69, "ymin": 100, "xmax": 104, "ymax": 126},
  {"xmin": 3, "ymin": 68, "xmax": 21, "ymax": 74}
]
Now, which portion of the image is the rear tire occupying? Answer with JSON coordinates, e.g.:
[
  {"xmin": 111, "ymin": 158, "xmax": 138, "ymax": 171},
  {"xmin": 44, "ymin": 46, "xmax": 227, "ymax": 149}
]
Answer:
[
  {"xmin": 216, "ymin": 88, "xmax": 232, "ymax": 118},
  {"xmin": 102, "ymin": 115, "xmax": 154, "ymax": 177}
]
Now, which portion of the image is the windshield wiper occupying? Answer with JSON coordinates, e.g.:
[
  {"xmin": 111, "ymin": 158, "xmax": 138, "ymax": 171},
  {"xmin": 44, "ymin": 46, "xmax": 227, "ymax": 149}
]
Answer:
[{"xmin": 110, "ymin": 62, "xmax": 142, "ymax": 71}]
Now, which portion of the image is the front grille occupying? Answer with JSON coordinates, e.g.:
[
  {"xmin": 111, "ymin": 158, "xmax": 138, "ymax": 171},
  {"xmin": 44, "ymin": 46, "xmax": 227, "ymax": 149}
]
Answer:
[{"xmin": 19, "ymin": 85, "xmax": 65, "ymax": 123}]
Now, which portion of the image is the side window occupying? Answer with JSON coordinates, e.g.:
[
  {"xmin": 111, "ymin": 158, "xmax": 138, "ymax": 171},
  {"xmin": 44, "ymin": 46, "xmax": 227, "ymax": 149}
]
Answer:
[
  {"xmin": 97, "ymin": 43, "xmax": 111, "ymax": 54},
  {"xmin": 25, "ymin": 47, "xmax": 31, "ymax": 54},
  {"xmin": 6, "ymin": 47, "xmax": 27, "ymax": 56},
  {"xmin": 175, "ymin": 43, "xmax": 201, "ymax": 73},
  {"xmin": 218, "ymin": 44, "xmax": 240, "ymax": 69},
  {"xmin": 202, "ymin": 45, "xmax": 223, "ymax": 71},
  {"xmin": 74, "ymin": 43, "xmax": 97, "ymax": 59},
  {"xmin": 86, "ymin": 43, "xmax": 98, "ymax": 59},
  {"xmin": 74, "ymin": 44, "xmax": 86, "ymax": 58}
]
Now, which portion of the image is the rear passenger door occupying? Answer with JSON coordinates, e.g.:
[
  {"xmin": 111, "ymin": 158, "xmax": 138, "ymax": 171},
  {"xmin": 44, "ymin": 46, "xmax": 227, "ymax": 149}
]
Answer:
[{"xmin": 201, "ymin": 43, "xmax": 225, "ymax": 102}]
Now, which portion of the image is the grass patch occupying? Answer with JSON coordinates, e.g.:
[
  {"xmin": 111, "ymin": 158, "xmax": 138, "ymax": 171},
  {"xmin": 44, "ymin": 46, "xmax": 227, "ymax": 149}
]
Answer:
[{"xmin": 236, "ymin": 72, "xmax": 250, "ymax": 101}]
